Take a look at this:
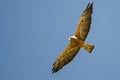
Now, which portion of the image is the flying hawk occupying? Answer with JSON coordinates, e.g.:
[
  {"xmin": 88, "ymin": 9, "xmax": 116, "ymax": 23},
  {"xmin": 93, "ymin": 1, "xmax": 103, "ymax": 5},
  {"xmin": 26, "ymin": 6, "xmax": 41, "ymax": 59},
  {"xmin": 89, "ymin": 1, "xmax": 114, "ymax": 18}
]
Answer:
[{"xmin": 52, "ymin": 3, "xmax": 94, "ymax": 73}]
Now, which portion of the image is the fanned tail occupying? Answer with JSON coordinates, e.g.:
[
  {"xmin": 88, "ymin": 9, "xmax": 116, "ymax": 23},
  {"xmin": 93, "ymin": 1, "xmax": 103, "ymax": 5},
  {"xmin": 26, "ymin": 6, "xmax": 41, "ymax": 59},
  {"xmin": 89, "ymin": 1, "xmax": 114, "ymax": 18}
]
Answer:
[{"xmin": 83, "ymin": 43, "xmax": 94, "ymax": 53}]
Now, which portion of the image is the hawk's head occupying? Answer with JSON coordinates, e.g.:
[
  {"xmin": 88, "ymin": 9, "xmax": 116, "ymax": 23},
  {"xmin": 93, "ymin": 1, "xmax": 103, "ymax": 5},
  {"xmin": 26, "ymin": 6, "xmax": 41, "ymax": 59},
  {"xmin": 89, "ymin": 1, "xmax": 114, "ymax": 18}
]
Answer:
[{"xmin": 68, "ymin": 36, "xmax": 78, "ymax": 42}]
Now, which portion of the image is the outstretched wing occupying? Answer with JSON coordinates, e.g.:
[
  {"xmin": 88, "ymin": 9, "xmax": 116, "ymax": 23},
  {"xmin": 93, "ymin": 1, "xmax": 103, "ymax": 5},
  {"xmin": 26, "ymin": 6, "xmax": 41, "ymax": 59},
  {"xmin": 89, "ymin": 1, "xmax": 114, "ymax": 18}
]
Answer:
[
  {"xmin": 52, "ymin": 42, "xmax": 80, "ymax": 73},
  {"xmin": 75, "ymin": 3, "xmax": 93, "ymax": 41}
]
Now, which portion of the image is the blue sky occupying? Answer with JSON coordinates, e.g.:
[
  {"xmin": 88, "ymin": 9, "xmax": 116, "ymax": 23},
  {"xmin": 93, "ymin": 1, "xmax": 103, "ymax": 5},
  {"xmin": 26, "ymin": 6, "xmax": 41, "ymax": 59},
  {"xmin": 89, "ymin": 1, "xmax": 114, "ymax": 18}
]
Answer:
[{"xmin": 1, "ymin": 0, "xmax": 120, "ymax": 80}]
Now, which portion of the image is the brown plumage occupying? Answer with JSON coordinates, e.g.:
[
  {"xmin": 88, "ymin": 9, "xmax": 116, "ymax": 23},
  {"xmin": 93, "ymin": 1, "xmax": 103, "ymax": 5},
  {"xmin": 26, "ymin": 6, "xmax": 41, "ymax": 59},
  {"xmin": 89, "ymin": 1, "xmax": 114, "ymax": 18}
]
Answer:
[{"xmin": 52, "ymin": 3, "xmax": 94, "ymax": 73}]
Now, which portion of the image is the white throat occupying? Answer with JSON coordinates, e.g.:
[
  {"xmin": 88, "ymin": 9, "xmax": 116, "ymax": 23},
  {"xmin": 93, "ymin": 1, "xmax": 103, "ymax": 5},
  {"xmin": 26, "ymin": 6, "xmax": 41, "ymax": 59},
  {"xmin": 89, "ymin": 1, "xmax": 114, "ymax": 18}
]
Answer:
[{"xmin": 68, "ymin": 36, "xmax": 77, "ymax": 41}]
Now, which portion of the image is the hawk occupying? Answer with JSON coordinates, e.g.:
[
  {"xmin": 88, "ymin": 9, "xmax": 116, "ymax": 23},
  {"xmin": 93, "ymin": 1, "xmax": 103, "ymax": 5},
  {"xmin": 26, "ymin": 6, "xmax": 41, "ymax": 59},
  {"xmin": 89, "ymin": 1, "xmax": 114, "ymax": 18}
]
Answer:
[{"xmin": 52, "ymin": 3, "xmax": 94, "ymax": 73}]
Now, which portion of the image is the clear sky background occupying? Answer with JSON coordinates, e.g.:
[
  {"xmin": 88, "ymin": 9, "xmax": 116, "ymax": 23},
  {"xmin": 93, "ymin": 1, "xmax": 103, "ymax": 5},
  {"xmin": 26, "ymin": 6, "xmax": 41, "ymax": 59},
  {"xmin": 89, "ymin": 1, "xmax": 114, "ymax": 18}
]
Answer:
[{"xmin": 1, "ymin": 0, "xmax": 120, "ymax": 80}]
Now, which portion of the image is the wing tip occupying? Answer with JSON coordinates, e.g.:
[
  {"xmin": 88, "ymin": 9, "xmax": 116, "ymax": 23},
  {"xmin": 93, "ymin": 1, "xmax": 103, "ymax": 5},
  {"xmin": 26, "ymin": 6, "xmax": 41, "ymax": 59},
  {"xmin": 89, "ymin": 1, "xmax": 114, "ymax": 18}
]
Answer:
[
  {"xmin": 52, "ymin": 62, "xmax": 56, "ymax": 74},
  {"xmin": 90, "ymin": 2, "xmax": 93, "ymax": 8},
  {"xmin": 52, "ymin": 66, "xmax": 59, "ymax": 74},
  {"xmin": 87, "ymin": 2, "xmax": 93, "ymax": 8},
  {"xmin": 83, "ymin": 2, "xmax": 93, "ymax": 13},
  {"xmin": 52, "ymin": 67, "xmax": 56, "ymax": 74},
  {"xmin": 52, "ymin": 61, "xmax": 59, "ymax": 74}
]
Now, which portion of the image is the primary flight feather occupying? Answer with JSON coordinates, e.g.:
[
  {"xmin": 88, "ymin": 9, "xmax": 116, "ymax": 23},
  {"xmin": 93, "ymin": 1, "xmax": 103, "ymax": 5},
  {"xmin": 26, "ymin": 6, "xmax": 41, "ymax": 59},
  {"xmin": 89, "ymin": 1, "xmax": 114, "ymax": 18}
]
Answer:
[{"xmin": 52, "ymin": 3, "xmax": 94, "ymax": 73}]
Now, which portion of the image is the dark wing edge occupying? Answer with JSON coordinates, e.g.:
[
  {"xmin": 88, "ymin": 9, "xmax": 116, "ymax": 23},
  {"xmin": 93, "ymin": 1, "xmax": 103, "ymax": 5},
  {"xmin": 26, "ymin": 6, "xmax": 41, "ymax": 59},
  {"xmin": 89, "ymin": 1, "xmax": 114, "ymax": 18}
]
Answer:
[
  {"xmin": 52, "ymin": 43, "xmax": 80, "ymax": 73},
  {"xmin": 75, "ymin": 3, "xmax": 93, "ymax": 41}
]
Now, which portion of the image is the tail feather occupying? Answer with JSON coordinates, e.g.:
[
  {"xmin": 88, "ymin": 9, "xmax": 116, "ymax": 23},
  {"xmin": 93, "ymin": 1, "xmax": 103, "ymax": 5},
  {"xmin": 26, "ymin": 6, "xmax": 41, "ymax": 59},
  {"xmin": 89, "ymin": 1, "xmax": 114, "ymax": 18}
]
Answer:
[{"xmin": 83, "ymin": 43, "xmax": 94, "ymax": 53}]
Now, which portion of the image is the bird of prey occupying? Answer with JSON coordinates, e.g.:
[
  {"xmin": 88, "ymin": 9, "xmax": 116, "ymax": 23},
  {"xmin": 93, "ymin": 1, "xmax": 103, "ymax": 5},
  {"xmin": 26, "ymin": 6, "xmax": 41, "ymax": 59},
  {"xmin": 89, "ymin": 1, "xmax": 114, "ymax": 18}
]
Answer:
[{"xmin": 52, "ymin": 3, "xmax": 94, "ymax": 73}]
